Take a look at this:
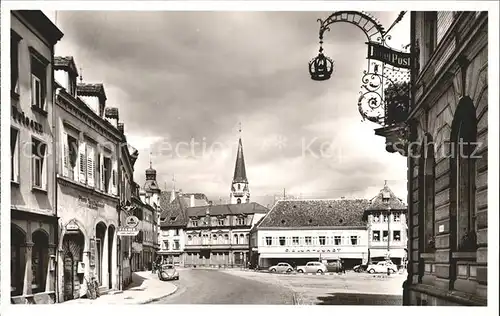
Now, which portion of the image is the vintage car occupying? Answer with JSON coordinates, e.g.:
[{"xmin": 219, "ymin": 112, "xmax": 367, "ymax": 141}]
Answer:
[
  {"xmin": 158, "ymin": 264, "xmax": 180, "ymax": 281},
  {"xmin": 268, "ymin": 262, "xmax": 294, "ymax": 273},
  {"xmin": 367, "ymin": 261, "xmax": 398, "ymax": 274},
  {"xmin": 296, "ymin": 261, "xmax": 328, "ymax": 274}
]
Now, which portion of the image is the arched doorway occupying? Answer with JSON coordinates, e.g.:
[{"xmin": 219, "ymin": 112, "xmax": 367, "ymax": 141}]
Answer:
[
  {"xmin": 11, "ymin": 224, "xmax": 26, "ymax": 297},
  {"xmin": 107, "ymin": 225, "xmax": 115, "ymax": 289},
  {"xmin": 32, "ymin": 230, "xmax": 49, "ymax": 293},
  {"xmin": 95, "ymin": 222, "xmax": 107, "ymax": 286},
  {"xmin": 62, "ymin": 230, "xmax": 84, "ymax": 301}
]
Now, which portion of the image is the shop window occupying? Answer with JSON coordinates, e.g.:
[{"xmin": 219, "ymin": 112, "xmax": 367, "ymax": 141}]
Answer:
[
  {"xmin": 11, "ymin": 127, "xmax": 20, "ymax": 183},
  {"xmin": 451, "ymin": 97, "xmax": 478, "ymax": 252},
  {"xmin": 372, "ymin": 231, "xmax": 380, "ymax": 242},
  {"xmin": 334, "ymin": 236, "xmax": 341, "ymax": 245},
  {"xmin": 32, "ymin": 138, "xmax": 47, "ymax": 190}
]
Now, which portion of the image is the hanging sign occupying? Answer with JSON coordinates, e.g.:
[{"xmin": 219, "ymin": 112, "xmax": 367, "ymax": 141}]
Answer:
[
  {"xmin": 125, "ymin": 216, "xmax": 140, "ymax": 228},
  {"xmin": 117, "ymin": 226, "xmax": 140, "ymax": 237},
  {"xmin": 366, "ymin": 42, "xmax": 411, "ymax": 69},
  {"xmin": 65, "ymin": 220, "xmax": 80, "ymax": 233}
]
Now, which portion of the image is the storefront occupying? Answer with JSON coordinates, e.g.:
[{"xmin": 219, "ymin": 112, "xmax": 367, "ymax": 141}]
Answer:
[{"xmin": 56, "ymin": 181, "xmax": 119, "ymax": 302}]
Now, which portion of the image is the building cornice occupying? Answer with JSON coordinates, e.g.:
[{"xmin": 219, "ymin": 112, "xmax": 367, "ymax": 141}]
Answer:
[
  {"xmin": 55, "ymin": 88, "xmax": 122, "ymax": 143},
  {"xmin": 57, "ymin": 175, "xmax": 119, "ymax": 203},
  {"xmin": 257, "ymin": 226, "xmax": 368, "ymax": 231}
]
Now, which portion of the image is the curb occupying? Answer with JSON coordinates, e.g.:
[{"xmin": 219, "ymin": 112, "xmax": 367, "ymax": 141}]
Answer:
[{"xmin": 139, "ymin": 284, "xmax": 179, "ymax": 304}]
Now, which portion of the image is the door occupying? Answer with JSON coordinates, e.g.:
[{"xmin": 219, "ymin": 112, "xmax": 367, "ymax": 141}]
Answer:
[
  {"xmin": 63, "ymin": 253, "xmax": 74, "ymax": 301},
  {"xmin": 96, "ymin": 239, "xmax": 102, "ymax": 285}
]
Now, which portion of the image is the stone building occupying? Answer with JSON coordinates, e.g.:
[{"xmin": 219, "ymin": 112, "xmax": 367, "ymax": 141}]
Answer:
[
  {"xmin": 10, "ymin": 10, "xmax": 63, "ymax": 304},
  {"xmin": 364, "ymin": 183, "xmax": 408, "ymax": 266},
  {"xmin": 53, "ymin": 56, "xmax": 122, "ymax": 301},
  {"xmin": 403, "ymin": 11, "xmax": 488, "ymax": 306},
  {"xmin": 252, "ymin": 199, "xmax": 370, "ymax": 269}
]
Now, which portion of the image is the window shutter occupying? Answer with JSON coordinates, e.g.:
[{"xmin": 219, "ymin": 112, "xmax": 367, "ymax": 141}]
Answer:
[
  {"xmin": 99, "ymin": 152, "xmax": 104, "ymax": 191},
  {"xmin": 79, "ymin": 141, "xmax": 86, "ymax": 183},
  {"xmin": 31, "ymin": 74, "xmax": 36, "ymax": 106},
  {"xmin": 62, "ymin": 131, "xmax": 69, "ymax": 177},
  {"xmin": 87, "ymin": 146, "xmax": 95, "ymax": 187},
  {"xmin": 42, "ymin": 150, "xmax": 47, "ymax": 189},
  {"xmin": 111, "ymin": 157, "xmax": 118, "ymax": 195}
]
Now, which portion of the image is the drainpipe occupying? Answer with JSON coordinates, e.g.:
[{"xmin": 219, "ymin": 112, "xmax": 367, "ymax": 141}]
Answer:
[
  {"xmin": 53, "ymin": 83, "xmax": 60, "ymax": 302},
  {"xmin": 117, "ymin": 142, "xmax": 122, "ymax": 290}
]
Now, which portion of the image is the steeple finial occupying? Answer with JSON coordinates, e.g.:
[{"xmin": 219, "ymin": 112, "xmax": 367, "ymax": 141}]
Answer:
[
  {"xmin": 149, "ymin": 151, "xmax": 152, "ymax": 169},
  {"xmin": 79, "ymin": 67, "xmax": 83, "ymax": 83},
  {"xmin": 172, "ymin": 174, "xmax": 176, "ymax": 191},
  {"xmin": 238, "ymin": 122, "xmax": 242, "ymax": 134}
]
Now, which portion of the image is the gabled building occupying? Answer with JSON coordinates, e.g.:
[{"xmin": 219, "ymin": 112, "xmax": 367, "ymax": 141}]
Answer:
[
  {"xmin": 252, "ymin": 199, "xmax": 371, "ymax": 269},
  {"xmin": 363, "ymin": 183, "xmax": 408, "ymax": 266}
]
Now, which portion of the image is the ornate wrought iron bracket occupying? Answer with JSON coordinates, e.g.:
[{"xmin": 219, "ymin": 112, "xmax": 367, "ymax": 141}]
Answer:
[{"xmin": 309, "ymin": 11, "xmax": 411, "ymax": 133}]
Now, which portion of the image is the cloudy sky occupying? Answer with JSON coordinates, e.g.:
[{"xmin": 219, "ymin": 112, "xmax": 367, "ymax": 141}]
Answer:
[{"xmin": 48, "ymin": 10, "xmax": 409, "ymax": 206}]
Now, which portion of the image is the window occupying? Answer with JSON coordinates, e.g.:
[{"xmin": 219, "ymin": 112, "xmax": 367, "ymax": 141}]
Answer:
[
  {"xmin": 237, "ymin": 217, "xmax": 245, "ymax": 226},
  {"xmin": 423, "ymin": 12, "xmax": 438, "ymax": 63},
  {"xmin": 32, "ymin": 138, "xmax": 46, "ymax": 189},
  {"xmin": 218, "ymin": 219, "xmax": 225, "ymax": 226},
  {"xmin": 174, "ymin": 229, "xmax": 179, "ymax": 236},
  {"xmin": 86, "ymin": 144, "xmax": 96, "ymax": 187},
  {"xmin": 191, "ymin": 220, "xmax": 198, "ymax": 227},
  {"xmin": 292, "ymin": 237, "xmax": 299, "ymax": 245},
  {"xmin": 350, "ymin": 236, "xmax": 358, "ymax": 245},
  {"xmin": 382, "ymin": 230, "xmax": 389, "ymax": 242},
  {"xmin": 393, "ymin": 213, "xmax": 401, "ymax": 222},
  {"xmin": 305, "ymin": 236, "xmax": 312, "ymax": 245},
  {"xmin": 164, "ymin": 241, "xmax": 169, "ymax": 250},
  {"xmin": 265, "ymin": 237, "xmax": 272, "ymax": 246},
  {"xmin": 30, "ymin": 54, "xmax": 47, "ymax": 110},
  {"xmin": 383, "ymin": 215, "xmax": 389, "ymax": 222},
  {"xmin": 373, "ymin": 214, "xmax": 380, "ymax": 222},
  {"xmin": 334, "ymin": 236, "xmax": 341, "ymax": 245},
  {"xmin": 11, "ymin": 128, "xmax": 20, "ymax": 182},
  {"xmin": 237, "ymin": 198, "xmax": 241, "ymax": 204},
  {"xmin": 393, "ymin": 231, "xmax": 401, "ymax": 242},
  {"xmin": 11, "ymin": 32, "xmax": 21, "ymax": 94},
  {"xmin": 240, "ymin": 234, "xmax": 245, "ymax": 244},
  {"xmin": 279, "ymin": 237, "xmax": 286, "ymax": 246},
  {"xmin": 102, "ymin": 156, "xmax": 111, "ymax": 191},
  {"xmin": 423, "ymin": 135, "xmax": 436, "ymax": 251},
  {"xmin": 451, "ymin": 98, "xmax": 478, "ymax": 252},
  {"xmin": 174, "ymin": 240, "xmax": 180, "ymax": 250},
  {"xmin": 319, "ymin": 236, "xmax": 326, "ymax": 245},
  {"xmin": 372, "ymin": 231, "xmax": 380, "ymax": 242}
]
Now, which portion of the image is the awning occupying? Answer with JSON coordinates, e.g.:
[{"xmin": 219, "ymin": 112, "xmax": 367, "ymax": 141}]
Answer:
[{"xmin": 369, "ymin": 248, "xmax": 406, "ymax": 258}]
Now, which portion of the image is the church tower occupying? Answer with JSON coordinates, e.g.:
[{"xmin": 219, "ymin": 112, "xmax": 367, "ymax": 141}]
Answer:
[
  {"xmin": 230, "ymin": 125, "xmax": 250, "ymax": 204},
  {"xmin": 143, "ymin": 153, "xmax": 161, "ymax": 209}
]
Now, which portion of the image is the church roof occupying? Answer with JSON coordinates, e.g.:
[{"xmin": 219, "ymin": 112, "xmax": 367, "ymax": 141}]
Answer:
[
  {"xmin": 186, "ymin": 202, "xmax": 268, "ymax": 218},
  {"xmin": 366, "ymin": 183, "xmax": 406, "ymax": 211},
  {"xmin": 232, "ymin": 138, "xmax": 248, "ymax": 184},
  {"xmin": 257, "ymin": 199, "xmax": 370, "ymax": 228}
]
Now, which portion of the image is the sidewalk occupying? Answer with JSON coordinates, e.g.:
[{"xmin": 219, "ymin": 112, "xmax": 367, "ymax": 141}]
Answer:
[{"xmin": 62, "ymin": 271, "xmax": 177, "ymax": 304}]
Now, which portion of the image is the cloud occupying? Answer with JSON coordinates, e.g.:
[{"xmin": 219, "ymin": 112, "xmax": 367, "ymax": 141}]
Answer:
[{"xmin": 54, "ymin": 11, "xmax": 409, "ymax": 203}]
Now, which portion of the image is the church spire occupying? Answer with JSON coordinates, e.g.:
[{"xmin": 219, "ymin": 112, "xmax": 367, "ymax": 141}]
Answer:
[{"xmin": 233, "ymin": 124, "xmax": 248, "ymax": 184}]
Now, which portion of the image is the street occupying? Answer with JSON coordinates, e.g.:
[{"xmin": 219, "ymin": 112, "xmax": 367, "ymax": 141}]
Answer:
[
  {"xmin": 152, "ymin": 268, "xmax": 404, "ymax": 305},
  {"xmin": 152, "ymin": 269, "xmax": 295, "ymax": 304}
]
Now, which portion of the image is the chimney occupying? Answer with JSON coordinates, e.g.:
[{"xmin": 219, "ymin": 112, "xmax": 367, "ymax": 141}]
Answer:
[
  {"xmin": 190, "ymin": 194, "xmax": 195, "ymax": 207},
  {"xmin": 54, "ymin": 56, "xmax": 78, "ymax": 96},
  {"xmin": 118, "ymin": 123, "xmax": 124, "ymax": 134}
]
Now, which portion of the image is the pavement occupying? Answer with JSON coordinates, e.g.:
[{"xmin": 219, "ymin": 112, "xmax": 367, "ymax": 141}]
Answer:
[
  {"xmin": 62, "ymin": 271, "xmax": 178, "ymax": 304},
  {"xmin": 220, "ymin": 269, "xmax": 406, "ymax": 305},
  {"xmin": 152, "ymin": 268, "xmax": 295, "ymax": 304}
]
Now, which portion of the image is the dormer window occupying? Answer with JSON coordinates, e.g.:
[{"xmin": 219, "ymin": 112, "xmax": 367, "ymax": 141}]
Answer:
[
  {"xmin": 170, "ymin": 216, "xmax": 177, "ymax": 222},
  {"xmin": 191, "ymin": 219, "xmax": 198, "ymax": 227},
  {"xmin": 237, "ymin": 217, "xmax": 245, "ymax": 226}
]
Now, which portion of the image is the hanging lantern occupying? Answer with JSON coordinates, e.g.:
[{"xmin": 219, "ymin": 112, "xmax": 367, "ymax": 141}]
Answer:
[{"xmin": 309, "ymin": 52, "xmax": 335, "ymax": 81}]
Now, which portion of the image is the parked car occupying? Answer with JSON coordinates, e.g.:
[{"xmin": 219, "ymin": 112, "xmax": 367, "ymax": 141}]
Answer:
[
  {"xmin": 367, "ymin": 261, "xmax": 398, "ymax": 274},
  {"xmin": 325, "ymin": 259, "xmax": 343, "ymax": 273},
  {"xmin": 268, "ymin": 262, "xmax": 294, "ymax": 273},
  {"xmin": 296, "ymin": 261, "xmax": 328, "ymax": 274},
  {"xmin": 353, "ymin": 264, "xmax": 368, "ymax": 273},
  {"xmin": 158, "ymin": 264, "xmax": 180, "ymax": 281}
]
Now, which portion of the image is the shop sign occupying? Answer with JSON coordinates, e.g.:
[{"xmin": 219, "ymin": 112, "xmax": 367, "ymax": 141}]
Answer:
[
  {"xmin": 285, "ymin": 248, "xmax": 342, "ymax": 253},
  {"xmin": 125, "ymin": 216, "xmax": 140, "ymax": 228},
  {"xmin": 65, "ymin": 220, "xmax": 80, "ymax": 233},
  {"xmin": 11, "ymin": 106, "xmax": 44, "ymax": 134},
  {"xmin": 366, "ymin": 42, "xmax": 411, "ymax": 69},
  {"xmin": 117, "ymin": 226, "xmax": 140, "ymax": 237},
  {"xmin": 78, "ymin": 195, "xmax": 105, "ymax": 210}
]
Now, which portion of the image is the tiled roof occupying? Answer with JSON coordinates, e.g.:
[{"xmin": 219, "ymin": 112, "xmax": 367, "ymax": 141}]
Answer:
[
  {"xmin": 257, "ymin": 199, "xmax": 370, "ymax": 228},
  {"xmin": 186, "ymin": 202, "xmax": 268, "ymax": 218},
  {"xmin": 367, "ymin": 184, "xmax": 406, "ymax": 211},
  {"xmin": 232, "ymin": 138, "xmax": 248, "ymax": 184},
  {"xmin": 159, "ymin": 191, "xmax": 187, "ymax": 227},
  {"xmin": 182, "ymin": 193, "xmax": 210, "ymax": 207},
  {"xmin": 54, "ymin": 56, "xmax": 78, "ymax": 75},
  {"xmin": 77, "ymin": 83, "xmax": 107, "ymax": 100}
]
